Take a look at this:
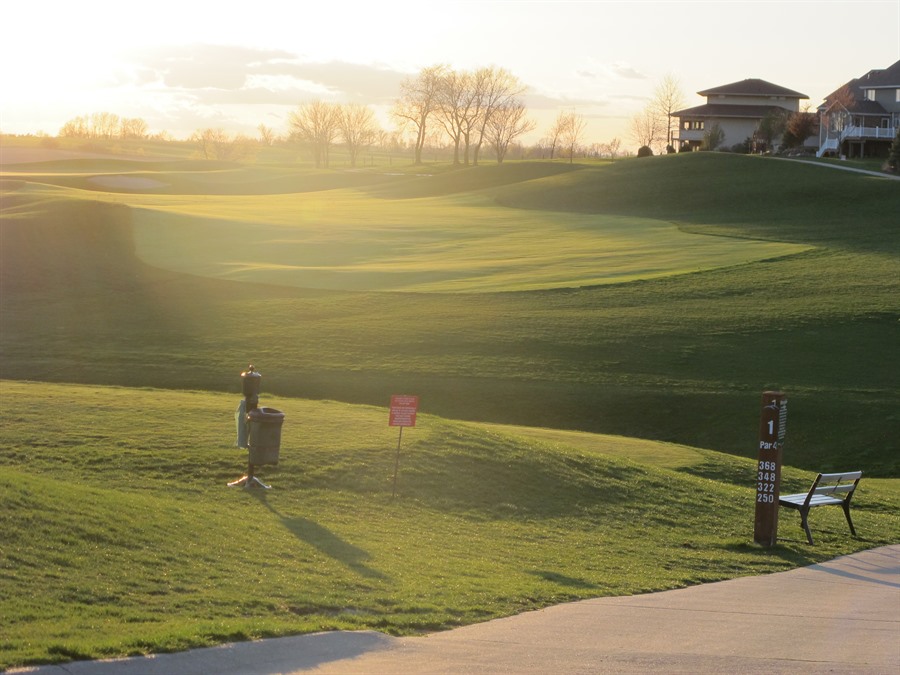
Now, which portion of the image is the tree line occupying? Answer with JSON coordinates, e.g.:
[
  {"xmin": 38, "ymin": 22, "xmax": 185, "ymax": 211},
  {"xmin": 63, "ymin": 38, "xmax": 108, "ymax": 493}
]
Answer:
[
  {"xmin": 51, "ymin": 67, "xmax": 824, "ymax": 163},
  {"xmin": 60, "ymin": 65, "xmax": 689, "ymax": 164}
]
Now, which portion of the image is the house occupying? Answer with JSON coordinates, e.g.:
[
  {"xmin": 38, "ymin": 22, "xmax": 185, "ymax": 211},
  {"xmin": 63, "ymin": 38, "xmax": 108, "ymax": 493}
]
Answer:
[
  {"xmin": 673, "ymin": 79, "xmax": 808, "ymax": 152},
  {"xmin": 817, "ymin": 59, "xmax": 900, "ymax": 158}
]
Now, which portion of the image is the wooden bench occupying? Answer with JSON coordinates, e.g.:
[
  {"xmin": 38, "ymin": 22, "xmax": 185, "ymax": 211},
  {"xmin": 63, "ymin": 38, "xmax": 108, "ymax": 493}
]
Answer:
[{"xmin": 779, "ymin": 471, "xmax": 862, "ymax": 544}]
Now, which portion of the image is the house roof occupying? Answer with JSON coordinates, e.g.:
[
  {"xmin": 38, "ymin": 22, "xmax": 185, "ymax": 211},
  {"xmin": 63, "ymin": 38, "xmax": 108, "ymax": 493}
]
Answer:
[
  {"xmin": 860, "ymin": 59, "xmax": 900, "ymax": 88},
  {"xmin": 697, "ymin": 78, "xmax": 808, "ymax": 99},
  {"xmin": 671, "ymin": 103, "xmax": 791, "ymax": 119},
  {"xmin": 820, "ymin": 59, "xmax": 900, "ymax": 112}
]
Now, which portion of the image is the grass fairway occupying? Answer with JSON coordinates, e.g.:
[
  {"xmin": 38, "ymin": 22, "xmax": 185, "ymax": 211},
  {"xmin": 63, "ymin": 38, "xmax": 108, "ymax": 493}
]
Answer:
[
  {"xmin": 125, "ymin": 189, "xmax": 806, "ymax": 292},
  {"xmin": 1, "ymin": 147, "xmax": 899, "ymax": 668},
  {"xmin": 2, "ymin": 153, "xmax": 898, "ymax": 472},
  {"xmin": 2, "ymin": 380, "xmax": 898, "ymax": 669}
]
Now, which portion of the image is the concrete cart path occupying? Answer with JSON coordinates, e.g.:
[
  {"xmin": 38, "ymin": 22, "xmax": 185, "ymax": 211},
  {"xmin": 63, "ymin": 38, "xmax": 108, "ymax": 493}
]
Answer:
[{"xmin": 13, "ymin": 545, "xmax": 900, "ymax": 675}]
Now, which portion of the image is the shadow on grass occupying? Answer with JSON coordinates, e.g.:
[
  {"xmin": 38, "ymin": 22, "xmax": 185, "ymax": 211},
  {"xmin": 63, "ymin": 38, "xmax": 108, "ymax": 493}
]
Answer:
[
  {"xmin": 528, "ymin": 570, "xmax": 599, "ymax": 589},
  {"xmin": 251, "ymin": 493, "xmax": 388, "ymax": 581}
]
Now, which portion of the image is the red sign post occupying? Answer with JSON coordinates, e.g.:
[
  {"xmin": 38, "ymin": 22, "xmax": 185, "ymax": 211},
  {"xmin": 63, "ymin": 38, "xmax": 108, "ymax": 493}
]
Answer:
[
  {"xmin": 754, "ymin": 391, "xmax": 787, "ymax": 547},
  {"xmin": 389, "ymin": 395, "xmax": 419, "ymax": 497}
]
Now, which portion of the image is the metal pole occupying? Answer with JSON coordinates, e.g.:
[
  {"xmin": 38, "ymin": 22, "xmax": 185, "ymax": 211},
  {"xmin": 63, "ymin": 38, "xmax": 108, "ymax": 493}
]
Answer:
[{"xmin": 392, "ymin": 426, "xmax": 404, "ymax": 498}]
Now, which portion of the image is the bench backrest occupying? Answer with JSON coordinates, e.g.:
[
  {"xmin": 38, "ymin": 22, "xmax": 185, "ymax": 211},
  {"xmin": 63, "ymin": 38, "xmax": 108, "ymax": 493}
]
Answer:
[{"xmin": 811, "ymin": 471, "xmax": 862, "ymax": 499}]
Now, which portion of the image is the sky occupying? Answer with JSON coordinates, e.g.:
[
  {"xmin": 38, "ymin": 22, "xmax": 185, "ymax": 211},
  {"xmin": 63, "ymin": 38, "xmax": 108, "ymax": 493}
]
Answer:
[{"xmin": 1, "ymin": 0, "xmax": 898, "ymax": 150}]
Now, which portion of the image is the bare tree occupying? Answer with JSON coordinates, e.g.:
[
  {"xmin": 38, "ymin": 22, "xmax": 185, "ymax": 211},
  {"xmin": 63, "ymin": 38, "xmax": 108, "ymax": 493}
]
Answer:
[
  {"xmin": 120, "ymin": 118, "xmax": 148, "ymax": 139},
  {"xmin": 470, "ymin": 66, "xmax": 527, "ymax": 165},
  {"xmin": 545, "ymin": 111, "xmax": 571, "ymax": 160},
  {"xmin": 90, "ymin": 112, "xmax": 120, "ymax": 139},
  {"xmin": 486, "ymin": 100, "xmax": 535, "ymax": 163},
  {"xmin": 560, "ymin": 111, "xmax": 587, "ymax": 163},
  {"xmin": 434, "ymin": 68, "xmax": 479, "ymax": 165},
  {"xmin": 59, "ymin": 116, "xmax": 89, "ymax": 138},
  {"xmin": 651, "ymin": 73, "xmax": 686, "ymax": 150},
  {"xmin": 607, "ymin": 137, "xmax": 621, "ymax": 159},
  {"xmin": 338, "ymin": 103, "xmax": 379, "ymax": 167},
  {"xmin": 629, "ymin": 107, "xmax": 664, "ymax": 151},
  {"xmin": 288, "ymin": 101, "xmax": 341, "ymax": 168},
  {"xmin": 392, "ymin": 64, "xmax": 447, "ymax": 165},
  {"xmin": 191, "ymin": 128, "xmax": 255, "ymax": 160},
  {"xmin": 191, "ymin": 128, "xmax": 225, "ymax": 159},
  {"xmin": 257, "ymin": 124, "xmax": 276, "ymax": 146}
]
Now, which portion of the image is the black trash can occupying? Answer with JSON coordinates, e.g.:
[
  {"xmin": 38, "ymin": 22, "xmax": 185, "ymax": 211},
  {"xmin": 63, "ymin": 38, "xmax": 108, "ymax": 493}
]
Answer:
[{"xmin": 247, "ymin": 407, "xmax": 284, "ymax": 465}]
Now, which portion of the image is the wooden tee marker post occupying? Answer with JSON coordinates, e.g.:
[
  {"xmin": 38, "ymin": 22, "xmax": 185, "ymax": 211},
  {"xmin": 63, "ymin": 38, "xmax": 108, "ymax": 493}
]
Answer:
[
  {"xmin": 389, "ymin": 395, "xmax": 419, "ymax": 498},
  {"xmin": 754, "ymin": 391, "xmax": 787, "ymax": 547}
]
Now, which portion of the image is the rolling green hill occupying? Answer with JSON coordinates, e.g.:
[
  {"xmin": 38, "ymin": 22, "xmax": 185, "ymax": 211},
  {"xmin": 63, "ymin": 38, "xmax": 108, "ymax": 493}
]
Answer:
[
  {"xmin": 1, "ymin": 153, "xmax": 898, "ymax": 474},
  {"xmin": 1, "ymin": 380, "xmax": 897, "ymax": 669},
  {"xmin": 1, "ymin": 149, "xmax": 899, "ymax": 669}
]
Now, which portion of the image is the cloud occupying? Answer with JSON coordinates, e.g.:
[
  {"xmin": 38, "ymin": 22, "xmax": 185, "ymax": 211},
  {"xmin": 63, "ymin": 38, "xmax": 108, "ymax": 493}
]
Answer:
[
  {"xmin": 119, "ymin": 44, "xmax": 408, "ymax": 105},
  {"xmin": 524, "ymin": 91, "xmax": 612, "ymax": 111},
  {"xmin": 577, "ymin": 61, "xmax": 649, "ymax": 82}
]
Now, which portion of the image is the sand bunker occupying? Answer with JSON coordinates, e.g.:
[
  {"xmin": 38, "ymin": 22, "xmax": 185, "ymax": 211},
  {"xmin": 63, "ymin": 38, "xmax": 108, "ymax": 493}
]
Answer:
[{"xmin": 89, "ymin": 175, "xmax": 167, "ymax": 190}]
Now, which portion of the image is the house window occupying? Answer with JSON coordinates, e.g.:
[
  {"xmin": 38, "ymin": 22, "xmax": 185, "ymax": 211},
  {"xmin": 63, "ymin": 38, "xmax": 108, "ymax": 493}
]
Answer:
[
  {"xmin": 896, "ymin": 88, "xmax": 900, "ymax": 102},
  {"xmin": 883, "ymin": 118, "xmax": 890, "ymax": 128},
  {"xmin": 865, "ymin": 89, "xmax": 876, "ymax": 101}
]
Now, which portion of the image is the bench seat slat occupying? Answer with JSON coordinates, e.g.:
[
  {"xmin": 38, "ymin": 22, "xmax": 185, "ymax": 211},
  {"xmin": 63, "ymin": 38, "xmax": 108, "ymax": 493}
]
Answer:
[{"xmin": 780, "ymin": 494, "xmax": 843, "ymax": 506}]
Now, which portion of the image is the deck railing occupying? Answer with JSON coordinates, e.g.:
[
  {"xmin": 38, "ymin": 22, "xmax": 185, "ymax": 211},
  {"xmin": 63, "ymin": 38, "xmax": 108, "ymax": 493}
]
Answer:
[{"xmin": 817, "ymin": 124, "xmax": 898, "ymax": 156}]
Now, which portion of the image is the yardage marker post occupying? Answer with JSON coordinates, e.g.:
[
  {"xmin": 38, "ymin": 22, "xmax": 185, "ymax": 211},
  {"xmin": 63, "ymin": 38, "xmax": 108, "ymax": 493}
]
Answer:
[
  {"xmin": 754, "ymin": 391, "xmax": 787, "ymax": 547},
  {"xmin": 389, "ymin": 395, "xmax": 419, "ymax": 498}
]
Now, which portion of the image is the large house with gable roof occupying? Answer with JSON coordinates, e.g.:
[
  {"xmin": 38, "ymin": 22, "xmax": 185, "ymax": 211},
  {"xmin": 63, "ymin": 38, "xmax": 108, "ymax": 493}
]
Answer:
[
  {"xmin": 673, "ymin": 78, "xmax": 808, "ymax": 152},
  {"xmin": 816, "ymin": 59, "xmax": 900, "ymax": 158}
]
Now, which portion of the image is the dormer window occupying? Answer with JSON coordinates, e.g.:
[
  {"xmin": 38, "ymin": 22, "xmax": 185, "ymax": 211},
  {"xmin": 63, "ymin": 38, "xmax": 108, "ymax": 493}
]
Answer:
[{"xmin": 865, "ymin": 89, "xmax": 876, "ymax": 101}]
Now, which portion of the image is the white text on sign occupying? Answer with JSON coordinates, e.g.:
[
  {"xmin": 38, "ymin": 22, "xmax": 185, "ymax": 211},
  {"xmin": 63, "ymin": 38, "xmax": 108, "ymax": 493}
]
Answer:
[{"xmin": 389, "ymin": 395, "xmax": 419, "ymax": 427}]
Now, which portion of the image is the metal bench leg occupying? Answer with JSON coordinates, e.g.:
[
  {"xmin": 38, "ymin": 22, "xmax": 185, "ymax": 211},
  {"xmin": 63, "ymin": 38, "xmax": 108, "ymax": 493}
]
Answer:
[
  {"xmin": 799, "ymin": 509, "xmax": 813, "ymax": 545},
  {"xmin": 842, "ymin": 502, "xmax": 857, "ymax": 536}
]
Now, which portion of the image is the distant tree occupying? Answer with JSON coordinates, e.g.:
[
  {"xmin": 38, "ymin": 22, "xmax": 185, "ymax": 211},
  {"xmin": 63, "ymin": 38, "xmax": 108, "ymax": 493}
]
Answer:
[
  {"xmin": 545, "ymin": 110, "xmax": 571, "ymax": 160},
  {"xmin": 192, "ymin": 128, "xmax": 229, "ymax": 159},
  {"xmin": 257, "ymin": 124, "xmax": 276, "ymax": 146},
  {"xmin": 630, "ymin": 107, "xmax": 664, "ymax": 152},
  {"xmin": 392, "ymin": 64, "xmax": 447, "ymax": 165},
  {"xmin": 485, "ymin": 100, "xmax": 535, "ymax": 163},
  {"xmin": 469, "ymin": 66, "xmax": 527, "ymax": 165},
  {"xmin": 782, "ymin": 111, "xmax": 817, "ymax": 149},
  {"xmin": 754, "ymin": 108, "xmax": 789, "ymax": 153},
  {"xmin": 59, "ymin": 116, "xmax": 89, "ymax": 138},
  {"xmin": 288, "ymin": 101, "xmax": 341, "ymax": 168},
  {"xmin": 650, "ymin": 73, "xmax": 686, "ymax": 150},
  {"xmin": 339, "ymin": 103, "xmax": 379, "ymax": 167},
  {"xmin": 560, "ymin": 111, "xmax": 587, "ymax": 163},
  {"xmin": 120, "ymin": 117, "xmax": 148, "ymax": 139},
  {"xmin": 434, "ymin": 68, "xmax": 479, "ymax": 165},
  {"xmin": 191, "ymin": 128, "xmax": 255, "ymax": 161},
  {"xmin": 701, "ymin": 122, "xmax": 725, "ymax": 151},
  {"xmin": 606, "ymin": 137, "xmax": 621, "ymax": 159},
  {"xmin": 90, "ymin": 112, "xmax": 120, "ymax": 139},
  {"xmin": 637, "ymin": 145, "xmax": 653, "ymax": 157}
]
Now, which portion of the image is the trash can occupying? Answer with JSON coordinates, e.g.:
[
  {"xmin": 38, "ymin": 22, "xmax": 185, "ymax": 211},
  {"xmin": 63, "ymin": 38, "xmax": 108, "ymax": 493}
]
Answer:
[{"xmin": 247, "ymin": 407, "xmax": 284, "ymax": 465}]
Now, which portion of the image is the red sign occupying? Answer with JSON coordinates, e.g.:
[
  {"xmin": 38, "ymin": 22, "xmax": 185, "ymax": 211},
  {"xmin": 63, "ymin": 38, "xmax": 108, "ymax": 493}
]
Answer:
[{"xmin": 389, "ymin": 395, "xmax": 419, "ymax": 427}]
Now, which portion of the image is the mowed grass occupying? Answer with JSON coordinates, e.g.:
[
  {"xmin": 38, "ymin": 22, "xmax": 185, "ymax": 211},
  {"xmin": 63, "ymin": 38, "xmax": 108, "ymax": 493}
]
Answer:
[
  {"xmin": 1, "ymin": 153, "xmax": 898, "ymax": 474},
  {"xmin": 2, "ymin": 380, "xmax": 898, "ymax": 669},
  {"xmin": 3, "ymin": 179, "xmax": 807, "ymax": 292}
]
